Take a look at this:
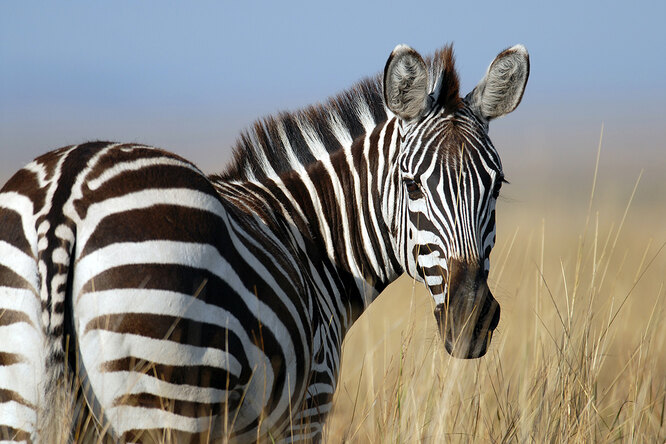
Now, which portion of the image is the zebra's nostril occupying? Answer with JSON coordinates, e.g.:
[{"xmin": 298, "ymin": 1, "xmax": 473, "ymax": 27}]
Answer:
[
  {"xmin": 489, "ymin": 301, "xmax": 500, "ymax": 330},
  {"xmin": 480, "ymin": 291, "xmax": 500, "ymax": 331}
]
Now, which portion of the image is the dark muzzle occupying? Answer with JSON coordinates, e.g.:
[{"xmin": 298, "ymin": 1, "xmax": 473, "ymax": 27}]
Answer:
[{"xmin": 434, "ymin": 260, "xmax": 500, "ymax": 359}]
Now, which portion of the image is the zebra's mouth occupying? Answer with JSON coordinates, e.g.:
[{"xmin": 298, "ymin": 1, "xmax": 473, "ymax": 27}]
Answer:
[
  {"xmin": 432, "ymin": 259, "xmax": 501, "ymax": 359},
  {"xmin": 433, "ymin": 295, "xmax": 500, "ymax": 359}
]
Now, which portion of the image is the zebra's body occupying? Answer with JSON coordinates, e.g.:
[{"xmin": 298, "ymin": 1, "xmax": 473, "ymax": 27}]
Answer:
[{"xmin": 0, "ymin": 43, "xmax": 529, "ymax": 442}]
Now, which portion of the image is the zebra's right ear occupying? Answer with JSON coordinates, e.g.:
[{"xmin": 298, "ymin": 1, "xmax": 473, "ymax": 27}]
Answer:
[{"xmin": 383, "ymin": 45, "xmax": 430, "ymax": 121}]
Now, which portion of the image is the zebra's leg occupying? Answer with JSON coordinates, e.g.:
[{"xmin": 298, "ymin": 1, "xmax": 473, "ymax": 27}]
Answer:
[
  {"xmin": 0, "ymin": 261, "xmax": 45, "ymax": 442},
  {"xmin": 278, "ymin": 379, "xmax": 334, "ymax": 444},
  {"xmin": 0, "ymin": 286, "xmax": 46, "ymax": 442},
  {"xmin": 280, "ymin": 331, "xmax": 337, "ymax": 444},
  {"xmin": 0, "ymin": 188, "xmax": 53, "ymax": 442}
]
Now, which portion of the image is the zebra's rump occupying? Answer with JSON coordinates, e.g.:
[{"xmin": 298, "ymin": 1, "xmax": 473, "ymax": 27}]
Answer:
[{"xmin": 0, "ymin": 142, "xmax": 313, "ymax": 441}]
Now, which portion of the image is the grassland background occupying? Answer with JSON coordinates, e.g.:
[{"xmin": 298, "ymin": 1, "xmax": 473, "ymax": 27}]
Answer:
[{"xmin": 323, "ymin": 132, "xmax": 666, "ymax": 443}]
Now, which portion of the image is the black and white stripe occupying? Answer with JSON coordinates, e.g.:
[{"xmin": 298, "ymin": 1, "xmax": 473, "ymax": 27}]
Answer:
[{"xmin": 0, "ymin": 43, "xmax": 528, "ymax": 442}]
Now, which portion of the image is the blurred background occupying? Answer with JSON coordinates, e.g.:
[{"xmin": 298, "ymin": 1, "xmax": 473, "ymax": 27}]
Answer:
[
  {"xmin": 2, "ymin": 1, "xmax": 665, "ymax": 184},
  {"xmin": 2, "ymin": 2, "xmax": 665, "ymax": 441}
]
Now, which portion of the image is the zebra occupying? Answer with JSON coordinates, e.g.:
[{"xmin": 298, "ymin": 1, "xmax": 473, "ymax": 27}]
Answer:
[{"xmin": 0, "ymin": 43, "xmax": 529, "ymax": 442}]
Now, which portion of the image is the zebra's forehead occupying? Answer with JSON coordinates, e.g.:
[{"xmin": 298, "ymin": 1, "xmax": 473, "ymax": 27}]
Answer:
[{"xmin": 399, "ymin": 110, "xmax": 502, "ymax": 176}]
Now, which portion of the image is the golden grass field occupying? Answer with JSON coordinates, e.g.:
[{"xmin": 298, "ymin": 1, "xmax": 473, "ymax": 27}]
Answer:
[
  {"xmin": 324, "ymin": 141, "xmax": 666, "ymax": 443},
  {"xmin": 9, "ymin": 133, "xmax": 666, "ymax": 443}
]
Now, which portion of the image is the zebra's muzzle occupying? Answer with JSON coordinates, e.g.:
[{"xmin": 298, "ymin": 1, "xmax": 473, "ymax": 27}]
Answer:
[{"xmin": 433, "ymin": 260, "xmax": 500, "ymax": 359}]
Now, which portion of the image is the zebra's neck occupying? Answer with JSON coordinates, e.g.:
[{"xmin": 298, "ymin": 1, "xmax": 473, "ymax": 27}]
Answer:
[
  {"xmin": 291, "ymin": 118, "xmax": 404, "ymax": 302},
  {"xmin": 218, "ymin": 118, "xmax": 404, "ymax": 315}
]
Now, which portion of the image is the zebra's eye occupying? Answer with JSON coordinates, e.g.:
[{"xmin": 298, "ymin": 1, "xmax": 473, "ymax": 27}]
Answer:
[
  {"xmin": 491, "ymin": 177, "xmax": 506, "ymax": 199},
  {"xmin": 404, "ymin": 178, "xmax": 423, "ymax": 199}
]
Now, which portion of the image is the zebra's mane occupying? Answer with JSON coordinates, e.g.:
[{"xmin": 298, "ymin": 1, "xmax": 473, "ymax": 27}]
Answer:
[{"xmin": 217, "ymin": 45, "xmax": 459, "ymax": 182}]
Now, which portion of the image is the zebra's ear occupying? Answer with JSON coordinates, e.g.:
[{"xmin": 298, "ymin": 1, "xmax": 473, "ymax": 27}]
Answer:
[
  {"xmin": 466, "ymin": 45, "xmax": 530, "ymax": 120},
  {"xmin": 383, "ymin": 44, "xmax": 430, "ymax": 121}
]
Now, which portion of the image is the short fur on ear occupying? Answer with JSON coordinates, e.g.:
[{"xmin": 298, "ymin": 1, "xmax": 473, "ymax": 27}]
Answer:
[
  {"xmin": 383, "ymin": 44, "xmax": 430, "ymax": 120},
  {"xmin": 466, "ymin": 44, "xmax": 530, "ymax": 120}
]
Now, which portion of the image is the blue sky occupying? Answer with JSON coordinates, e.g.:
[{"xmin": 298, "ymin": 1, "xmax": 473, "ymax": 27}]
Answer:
[{"xmin": 1, "ymin": 1, "xmax": 665, "ymax": 177}]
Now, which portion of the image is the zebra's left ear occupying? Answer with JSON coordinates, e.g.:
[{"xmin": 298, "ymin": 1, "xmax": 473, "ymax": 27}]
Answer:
[
  {"xmin": 466, "ymin": 45, "xmax": 530, "ymax": 120},
  {"xmin": 383, "ymin": 44, "xmax": 430, "ymax": 120}
]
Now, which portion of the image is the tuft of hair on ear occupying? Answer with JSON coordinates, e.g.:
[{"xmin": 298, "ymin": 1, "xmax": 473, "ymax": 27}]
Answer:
[{"xmin": 433, "ymin": 45, "xmax": 463, "ymax": 113}]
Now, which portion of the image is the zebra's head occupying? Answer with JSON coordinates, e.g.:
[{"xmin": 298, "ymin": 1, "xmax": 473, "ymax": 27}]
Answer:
[{"xmin": 383, "ymin": 44, "xmax": 529, "ymax": 358}]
